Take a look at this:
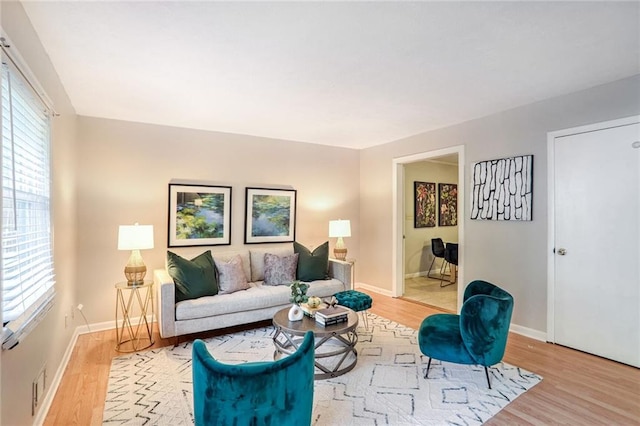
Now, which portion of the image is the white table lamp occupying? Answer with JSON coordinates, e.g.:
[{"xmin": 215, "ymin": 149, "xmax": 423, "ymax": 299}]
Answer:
[
  {"xmin": 118, "ymin": 223, "xmax": 154, "ymax": 285},
  {"xmin": 329, "ymin": 219, "xmax": 351, "ymax": 261}
]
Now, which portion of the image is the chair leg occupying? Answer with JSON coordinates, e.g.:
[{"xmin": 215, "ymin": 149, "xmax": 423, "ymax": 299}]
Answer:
[
  {"xmin": 440, "ymin": 259, "xmax": 450, "ymax": 276},
  {"xmin": 426, "ymin": 257, "xmax": 437, "ymax": 278},
  {"xmin": 424, "ymin": 357, "xmax": 432, "ymax": 378},
  {"xmin": 439, "ymin": 261, "xmax": 451, "ymax": 286},
  {"xmin": 440, "ymin": 265, "xmax": 456, "ymax": 288},
  {"xmin": 360, "ymin": 310, "xmax": 370, "ymax": 331},
  {"xmin": 484, "ymin": 366, "xmax": 491, "ymax": 389}
]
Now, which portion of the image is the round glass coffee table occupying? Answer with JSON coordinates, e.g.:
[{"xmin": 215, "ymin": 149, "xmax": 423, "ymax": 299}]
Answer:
[{"xmin": 272, "ymin": 307, "xmax": 358, "ymax": 380}]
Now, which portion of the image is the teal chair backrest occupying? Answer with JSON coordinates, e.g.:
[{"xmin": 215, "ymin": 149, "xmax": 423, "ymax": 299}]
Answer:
[
  {"xmin": 192, "ymin": 331, "xmax": 315, "ymax": 426},
  {"xmin": 460, "ymin": 280, "xmax": 514, "ymax": 367}
]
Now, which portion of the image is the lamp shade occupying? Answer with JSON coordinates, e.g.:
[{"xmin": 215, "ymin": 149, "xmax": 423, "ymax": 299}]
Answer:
[
  {"xmin": 329, "ymin": 220, "xmax": 351, "ymax": 238},
  {"xmin": 118, "ymin": 224, "xmax": 154, "ymax": 250}
]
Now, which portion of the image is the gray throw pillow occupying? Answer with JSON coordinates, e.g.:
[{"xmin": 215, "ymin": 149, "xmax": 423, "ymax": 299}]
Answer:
[
  {"xmin": 264, "ymin": 253, "xmax": 299, "ymax": 285},
  {"xmin": 214, "ymin": 254, "xmax": 250, "ymax": 295},
  {"xmin": 167, "ymin": 250, "xmax": 218, "ymax": 303}
]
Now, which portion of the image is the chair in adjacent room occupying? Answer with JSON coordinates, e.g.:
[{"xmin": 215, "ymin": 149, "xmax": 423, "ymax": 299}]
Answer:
[
  {"xmin": 440, "ymin": 242, "xmax": 458, "ymax": 287},
  {"xmin": 418, "ymin": 280, "xmax": 514, "ymax": 389},
  {"xmin": 192, "ymin": 331, "xmax": 315, "ymax": 426},
  {"xmin": 427, "ymin": 238, "xmax": 448, "ymax": 279}
]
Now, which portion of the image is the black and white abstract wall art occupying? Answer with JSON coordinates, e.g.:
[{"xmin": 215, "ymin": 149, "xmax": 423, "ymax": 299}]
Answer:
[{"xmin": 471, "ymin": 155, "xmax": 533, "ymax": 221}]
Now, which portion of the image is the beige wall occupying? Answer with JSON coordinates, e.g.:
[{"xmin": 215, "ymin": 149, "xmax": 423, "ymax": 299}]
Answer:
[
  {"xmin": 359, "ymin": 74, "xmax": 640, "ymax": 333},
  {"xmin": 403, "ymin": 161, "xmax": 458, "ymax": 275},
  {"xmin": 75, "ymin": 116, "xmax": 360, "ymax": 323},
  {"xmin": 1, "ymin": 2, "xmax": 78, "ymax": 425}
]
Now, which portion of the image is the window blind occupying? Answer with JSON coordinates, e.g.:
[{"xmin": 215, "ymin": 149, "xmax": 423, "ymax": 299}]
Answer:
[{"xmin": 1, "ymin": 58, "xmax": 56, "ymax": 350}]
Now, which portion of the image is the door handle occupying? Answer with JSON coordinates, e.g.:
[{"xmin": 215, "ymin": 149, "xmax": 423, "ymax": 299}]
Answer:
[{"xmin": 557, "ymin": 248, "xmax": 567, "ymax": 256}]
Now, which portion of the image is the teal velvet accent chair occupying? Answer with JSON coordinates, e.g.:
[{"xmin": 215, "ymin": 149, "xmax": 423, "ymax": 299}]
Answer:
[
  {"xmin": 418, "ymin": 280, "xmax": 514, "ymax": 389},
  {"xmin": 192, "ymin": 331, "xmax": 315, "ymax": 426}
]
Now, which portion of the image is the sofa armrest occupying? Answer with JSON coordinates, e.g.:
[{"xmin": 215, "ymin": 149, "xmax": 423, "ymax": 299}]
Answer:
[
  {"xmin": 328, "ymin": 259, "xmax": 352, "ymax": 290},
  {"xmin": 154, "ymin": 269, "xmax": 176, "ymax": 339}
]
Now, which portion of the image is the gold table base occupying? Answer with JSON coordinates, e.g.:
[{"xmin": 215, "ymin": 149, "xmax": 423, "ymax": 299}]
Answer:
[{"xmin": 115, "ymin": 281, "xmax": 155, "ymax": 352}]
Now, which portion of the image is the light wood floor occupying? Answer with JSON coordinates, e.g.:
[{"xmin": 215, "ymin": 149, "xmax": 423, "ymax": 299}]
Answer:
[
  {"xmin": 44, "ymin": 292, "xmax": 640, "ymax": 425},
  {"xmin": 403, "ymin": 275, "xmax": 458, "ymax": 312}
]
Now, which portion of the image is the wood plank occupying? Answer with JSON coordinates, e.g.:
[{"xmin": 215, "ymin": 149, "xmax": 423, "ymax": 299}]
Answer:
[{"xmin": 44, "ymin": 291, "xmax": 640, "ymax": 425}]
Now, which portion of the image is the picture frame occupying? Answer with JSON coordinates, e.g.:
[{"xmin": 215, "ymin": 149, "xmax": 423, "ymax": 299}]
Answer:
[
  {"xmin": 414, "ymin": 181, "xmax": 436, "ymax": 228},
  {"xmin": 168, "ymin": 184, "xmax": 232, "ymax": 247},
  {"xmin": 245, "ymin": 187, "xmax": 296, "ymax": 244},
  {"xmin": 470, "ymin": 155, "xmax": 533, "ymax": 221},
  {"xmin": 438, "ymin": 183, "xmax": 458, "ymax": 227}
]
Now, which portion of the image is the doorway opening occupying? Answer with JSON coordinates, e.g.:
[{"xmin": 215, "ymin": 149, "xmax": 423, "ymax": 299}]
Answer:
[{"xmin": 392, "ymin": 146, "xmax": 465, "ymax": 312}]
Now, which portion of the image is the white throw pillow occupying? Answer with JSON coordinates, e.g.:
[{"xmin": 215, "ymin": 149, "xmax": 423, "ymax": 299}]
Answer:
[{"xmin": 214, "ymin": 254, "xmax": 250, "ymax": 295}]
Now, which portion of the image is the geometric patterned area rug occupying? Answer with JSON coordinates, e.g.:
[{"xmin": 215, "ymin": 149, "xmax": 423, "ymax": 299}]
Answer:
[{"xmin": 103, "ymin": 313, "xmax": 541, "ymax": 425}]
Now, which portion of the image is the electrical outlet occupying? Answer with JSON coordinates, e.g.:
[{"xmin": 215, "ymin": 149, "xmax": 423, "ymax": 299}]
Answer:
[{"xmin": 32, "ymin": 367, "xmax": 46, "ymax": 416}]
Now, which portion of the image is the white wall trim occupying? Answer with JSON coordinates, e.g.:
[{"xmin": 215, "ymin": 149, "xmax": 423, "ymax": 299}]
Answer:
[
  {"xmin": 509, "ymin": 323, "xmax": 547, "ymax": 342},
  {"xmin": 34, "ymin": 315, "xmax": 156, "ymax": 425},
  {"xmin": 392, "ymin": 146, "xmax": 465, "ymax": 310},
  {"xmin": 355, "ymin": 282, "xmax": 394, "ymax": 297},
  {"xmin": 404, "ymin": 271, "xmax": 430, "ymax": 279},
  {"xmin": 546, "ymin": 115, "xmax": 640, "ymax": 343},
  {"xmin": 33, "ymin": 327, "xmax": 81, "ymax": 426}
]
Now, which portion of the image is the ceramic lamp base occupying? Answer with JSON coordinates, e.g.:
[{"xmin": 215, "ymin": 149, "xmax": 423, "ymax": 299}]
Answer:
[{"xmin": 334, "ymin": 247, "xmax": 347, "ymax": 261}]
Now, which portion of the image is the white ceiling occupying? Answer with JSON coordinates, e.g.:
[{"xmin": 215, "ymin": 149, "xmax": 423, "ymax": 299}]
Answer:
[{"xmin": 20, "ymin": 1, "xmax": 640, "ymax": 149}]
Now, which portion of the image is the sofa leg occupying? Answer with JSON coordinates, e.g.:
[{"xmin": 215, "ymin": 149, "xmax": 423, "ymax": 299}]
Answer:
[
  {"xmin": 424, "ymin": 358, "xmax": 432, "ymax": 379},
  {"xmin": 485, "ymin": 366, "xmax": 491, "ymax": 389},
  {"xmin": 174, "ymin": 336, "xmax": 179, "ymax": 348}
]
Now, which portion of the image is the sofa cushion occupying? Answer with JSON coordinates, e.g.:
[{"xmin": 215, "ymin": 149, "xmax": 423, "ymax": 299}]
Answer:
[
  {"xmin": 214, "ymin": 254, "xmax": 250, "ymax": 295},
  {"xmin": 294, "ymin": 241, "xmax": 329, "ymax": 282},
  {"xmin": 249, "ymin": 246, "xmax": 294, "ymax": 282},
  {"xmin": 264, "ymin": 253, "xmax": 298, "ymax": 285},
  {"xmin": 175, "ymin": 278, "xmax": 346, "ymax": 321},
  {"xmin": 211, "ymin": 250, "xmax": 251, "ymax": 284},
  {"xmin": 167, "ymin": 250, "xmax": 218, "ymax": 303}
]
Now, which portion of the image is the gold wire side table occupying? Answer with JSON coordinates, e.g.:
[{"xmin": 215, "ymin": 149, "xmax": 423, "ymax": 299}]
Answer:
[{"xmin": 115, "ymin": 280, "xmax": 155, "ymax": 352}]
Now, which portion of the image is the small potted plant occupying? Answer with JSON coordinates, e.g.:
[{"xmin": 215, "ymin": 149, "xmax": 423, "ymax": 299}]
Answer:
[{"xmin": 288, "ymin": 280, "xmax": 309, "ymax": 321}]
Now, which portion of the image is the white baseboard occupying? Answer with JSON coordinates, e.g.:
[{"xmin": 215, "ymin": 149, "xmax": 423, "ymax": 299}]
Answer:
[
  {"xmin": 509, "ymin": 323, "xmax": 547, "ymax": 342},
  {"xmin": 34, "ymin": 315, "xmax": 155, "ymax": 425},
  {"xmin": 33, "ymin": 326, "xmax": 81, "ymax": 426},
  {"xmin": 404, "ymin": 271, "xmax": 430, "ymax": 279},
  {"xmin": 355, "ymin": 282, "xmax": 394, "ymax": 297}
]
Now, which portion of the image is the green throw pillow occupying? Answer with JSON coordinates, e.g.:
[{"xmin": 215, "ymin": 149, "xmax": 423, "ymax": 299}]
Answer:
[
  {"xmin": 294, "ymin": 241, "xmax": 329, "ymax": 282},
  {"xmin": 167, "ymin": 250, "xmax": 218, "ymax": 303}
]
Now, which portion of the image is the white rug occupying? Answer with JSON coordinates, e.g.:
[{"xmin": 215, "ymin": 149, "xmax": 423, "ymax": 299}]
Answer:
[{"xmin": 103, "ymin": 314, "xmax": 541, "ymax": 425}]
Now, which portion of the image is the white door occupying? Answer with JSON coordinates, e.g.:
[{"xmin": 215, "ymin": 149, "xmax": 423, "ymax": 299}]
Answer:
[{"xmin": 553, "ymin": 120, "xmax": 639, "ymax": 367}]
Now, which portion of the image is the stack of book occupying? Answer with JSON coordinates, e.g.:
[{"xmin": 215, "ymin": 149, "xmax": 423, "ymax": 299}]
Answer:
[
  {"xmin": 315, "ymin": 306, "xmax": 349, "ymax": 327},
  {"xmin": 299, "ymin": 302, "xmax": 327, "ymax": 318}
]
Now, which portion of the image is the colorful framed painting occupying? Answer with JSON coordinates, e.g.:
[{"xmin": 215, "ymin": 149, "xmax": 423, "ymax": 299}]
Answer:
[
  {"xmin": 168, "ymin": 184, "xmax": 232, "ymax": 247},
  {"xmin": 414, "ymin": 181, "xmax": 436, "ymax": 228},
  {"xmin": 438, "ymin": 183, "xmax": 458, "ymax": 227},
  {"xmin": 245, "ymin": 187, "xmax": 297, "ymax": 244}
]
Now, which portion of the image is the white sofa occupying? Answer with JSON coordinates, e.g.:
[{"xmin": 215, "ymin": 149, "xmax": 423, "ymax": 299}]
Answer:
[{"xmin": 154, "ymin": 247, "xmax": 352, "ymax": 339}]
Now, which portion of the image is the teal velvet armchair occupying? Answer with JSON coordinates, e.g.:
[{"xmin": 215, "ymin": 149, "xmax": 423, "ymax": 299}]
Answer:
[
  {"xmin": 418, "ymin": 280, "xmax": 514, "ymax": 388},
  {"xmin": 192, "ymin": 331, "xmax": 315, "ymax": 426}
]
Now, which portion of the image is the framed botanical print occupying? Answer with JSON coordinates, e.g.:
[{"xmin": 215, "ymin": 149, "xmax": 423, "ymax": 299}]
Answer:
[
  {"xmin": 414, "ymin": 181, "xmax": 436, "ymax": 228},
  {"xmin": 438, "ymin": 183, "xmax": 458, "ymax": 227}
]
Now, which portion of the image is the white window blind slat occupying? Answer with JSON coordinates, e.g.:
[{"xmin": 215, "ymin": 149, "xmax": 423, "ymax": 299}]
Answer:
[{"xmin": 1, "ymin": 58, "xmax": 56, "ymax": 348}]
